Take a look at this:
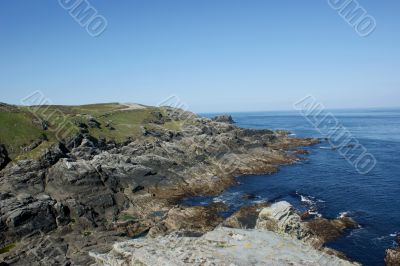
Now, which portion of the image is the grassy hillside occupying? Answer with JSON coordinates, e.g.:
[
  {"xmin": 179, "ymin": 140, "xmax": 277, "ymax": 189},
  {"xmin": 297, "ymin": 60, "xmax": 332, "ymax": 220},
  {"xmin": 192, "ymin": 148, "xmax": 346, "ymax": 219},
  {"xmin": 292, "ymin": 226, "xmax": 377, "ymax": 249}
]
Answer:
[{"xmin": 0, "ymin": 103, "xmax": 182, "ymax": 160}]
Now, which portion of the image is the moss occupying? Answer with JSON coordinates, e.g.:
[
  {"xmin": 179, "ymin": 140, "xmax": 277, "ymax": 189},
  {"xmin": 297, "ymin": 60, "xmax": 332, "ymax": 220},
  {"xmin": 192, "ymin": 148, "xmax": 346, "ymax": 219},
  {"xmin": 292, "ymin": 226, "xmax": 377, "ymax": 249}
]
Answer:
[
  {"xmin": 119, "ymin": 213, "xmax": 137, "ymax": 221},
  {"xmin": 0, "ymin": 243, "xmax": 16, "ymax": 254}
]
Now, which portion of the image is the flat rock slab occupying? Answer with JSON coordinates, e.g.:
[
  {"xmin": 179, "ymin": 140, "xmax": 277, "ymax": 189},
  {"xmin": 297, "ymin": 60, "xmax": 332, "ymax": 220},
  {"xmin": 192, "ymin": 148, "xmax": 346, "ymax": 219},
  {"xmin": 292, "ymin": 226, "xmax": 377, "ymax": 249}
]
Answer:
[{"xmin": 90, "ymin": 227, "xmax": 358, "ymax": 266}]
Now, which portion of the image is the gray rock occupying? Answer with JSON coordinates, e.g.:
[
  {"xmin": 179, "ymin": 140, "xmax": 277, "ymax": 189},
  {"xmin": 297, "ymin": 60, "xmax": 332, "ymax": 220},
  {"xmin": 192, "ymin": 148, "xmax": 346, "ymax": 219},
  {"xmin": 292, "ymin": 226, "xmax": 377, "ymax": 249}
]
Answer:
[
  {"xmin": 256, "ymin": 201, "xmax": 313, "ymax": 241},
  {"xmin": 90, "ymin": 227, "xmax": 359, "ymax": 266}
]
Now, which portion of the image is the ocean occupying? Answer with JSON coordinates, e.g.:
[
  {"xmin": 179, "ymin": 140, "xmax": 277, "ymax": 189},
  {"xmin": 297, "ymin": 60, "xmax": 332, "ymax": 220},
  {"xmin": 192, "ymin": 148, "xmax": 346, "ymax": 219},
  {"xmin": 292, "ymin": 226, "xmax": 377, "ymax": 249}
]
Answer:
[{"xmin": 184, "ymin": 109, "xmax": 400, "ymax": 266}]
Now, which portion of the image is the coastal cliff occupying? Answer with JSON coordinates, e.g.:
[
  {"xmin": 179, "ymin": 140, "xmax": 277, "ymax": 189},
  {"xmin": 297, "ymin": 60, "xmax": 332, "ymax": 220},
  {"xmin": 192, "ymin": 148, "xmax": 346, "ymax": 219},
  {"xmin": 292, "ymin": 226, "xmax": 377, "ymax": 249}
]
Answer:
[{"xmin": 0, "ymin": 102, "xmax": 350, "ymax": 265}]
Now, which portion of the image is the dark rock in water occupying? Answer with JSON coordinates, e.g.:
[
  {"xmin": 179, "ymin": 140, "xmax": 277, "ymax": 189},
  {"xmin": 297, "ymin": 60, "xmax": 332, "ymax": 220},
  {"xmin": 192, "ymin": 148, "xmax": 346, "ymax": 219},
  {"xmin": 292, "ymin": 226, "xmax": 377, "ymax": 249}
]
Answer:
[
  {"xmin": 212, "ymin": 115, "xmax": 235, "ymax": 124},
  {"xmin": 306, "ymin": 217, "xmax": 358, "ymax": 242},
  {"xmin": 0, "ymin": 145, "xmax": 10, "ymax": 171},
  {"xmin": 241, "ymin": 193, "xmax": 258, "ymax": 200}
]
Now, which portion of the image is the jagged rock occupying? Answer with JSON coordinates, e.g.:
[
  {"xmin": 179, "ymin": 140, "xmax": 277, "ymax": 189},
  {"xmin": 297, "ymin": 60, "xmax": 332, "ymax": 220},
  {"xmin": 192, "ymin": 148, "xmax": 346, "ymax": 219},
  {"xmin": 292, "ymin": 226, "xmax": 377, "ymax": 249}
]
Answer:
[
  {"xmin": 39, "ymin": 142, "xmax": 68, "ymax": 167},
  {"xmin": 0, "ymin": 144, "xmax": 10, "ymax": 171},
  {"xmin": 212, "ymin": 114, "xmax": 235, "ymax": 124},
  {"xmin": 0, "ymin": 195, "xmax": 57, "ymax": 246}
]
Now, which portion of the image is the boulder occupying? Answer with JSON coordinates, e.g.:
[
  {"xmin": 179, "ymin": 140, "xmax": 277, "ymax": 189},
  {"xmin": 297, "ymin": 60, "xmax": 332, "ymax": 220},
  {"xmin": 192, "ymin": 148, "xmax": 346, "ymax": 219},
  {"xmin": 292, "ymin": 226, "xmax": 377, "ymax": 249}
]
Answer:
[{"xmin": 255, "ymin": 201, "xmax": 313, "ymax": 240}]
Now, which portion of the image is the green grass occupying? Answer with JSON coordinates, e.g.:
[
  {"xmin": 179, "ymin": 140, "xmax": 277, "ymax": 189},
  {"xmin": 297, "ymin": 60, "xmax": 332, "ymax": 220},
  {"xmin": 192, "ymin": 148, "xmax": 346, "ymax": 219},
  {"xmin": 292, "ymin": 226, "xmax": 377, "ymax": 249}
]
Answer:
[
  {"xmin": 0, "ymin": 112, "xmax": 49, "ymax": 158},
  {"xmin": 0, "ymin": 103, "xmax": 178, "ymax": 161},
  {"xmin": 0, "ymin": 243, "xmax": 16, "ymax": 254},
  {"xmin": 89, "ymin": 108, "xmax": 159, "ymax": 141}
]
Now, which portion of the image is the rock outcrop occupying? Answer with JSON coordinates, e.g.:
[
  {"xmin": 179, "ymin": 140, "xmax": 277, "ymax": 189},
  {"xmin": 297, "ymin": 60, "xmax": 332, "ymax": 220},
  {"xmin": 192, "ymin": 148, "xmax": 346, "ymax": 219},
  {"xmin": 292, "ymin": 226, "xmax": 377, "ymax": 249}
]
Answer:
[
  {"xmin": 255, "ymin": 201, "xmax": 358, "ymax": 253},
  {"xmin": 90, "ymin": 227, "xmax": 359, "ymax": 266},
  {"xmin": 212, "ymin": 114, "xmax": 235, "ymax": 124},
  {"xmin": 256, "ymin": 201, "xmax": 314, "ymax": 241}
]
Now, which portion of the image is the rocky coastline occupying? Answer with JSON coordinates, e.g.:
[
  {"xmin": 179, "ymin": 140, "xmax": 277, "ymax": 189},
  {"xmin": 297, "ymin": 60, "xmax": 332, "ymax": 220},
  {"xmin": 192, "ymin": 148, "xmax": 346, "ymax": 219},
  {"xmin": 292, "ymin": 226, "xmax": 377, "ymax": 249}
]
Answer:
[{"xmin": 0, "ymin": 103, "xmax": 377, "ymax": 265}]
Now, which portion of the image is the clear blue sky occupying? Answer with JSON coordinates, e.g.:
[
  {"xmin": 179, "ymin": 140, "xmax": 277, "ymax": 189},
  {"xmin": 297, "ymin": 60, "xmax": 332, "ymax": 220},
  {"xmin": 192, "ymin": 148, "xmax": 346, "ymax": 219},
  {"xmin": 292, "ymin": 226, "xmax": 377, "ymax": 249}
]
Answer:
[{"xmin": 1, "ymin": 0, "xmax": 399, "ymax": 112}]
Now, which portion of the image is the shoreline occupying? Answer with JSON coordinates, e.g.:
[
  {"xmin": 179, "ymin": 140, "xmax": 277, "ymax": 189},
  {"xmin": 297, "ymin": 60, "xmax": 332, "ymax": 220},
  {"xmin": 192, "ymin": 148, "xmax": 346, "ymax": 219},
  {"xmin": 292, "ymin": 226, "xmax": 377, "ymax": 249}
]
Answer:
[{"xmin": 0, "ymin": 103, "xmax": 366, "ymax": 265}]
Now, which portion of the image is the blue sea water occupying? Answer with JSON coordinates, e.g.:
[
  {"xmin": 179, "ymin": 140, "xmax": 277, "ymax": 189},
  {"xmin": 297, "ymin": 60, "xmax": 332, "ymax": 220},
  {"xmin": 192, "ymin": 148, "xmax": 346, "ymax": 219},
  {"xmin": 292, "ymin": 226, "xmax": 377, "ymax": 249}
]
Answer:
[{"xmin": 184, "ymin": 109, "xmax": 400, "ymax": 266}]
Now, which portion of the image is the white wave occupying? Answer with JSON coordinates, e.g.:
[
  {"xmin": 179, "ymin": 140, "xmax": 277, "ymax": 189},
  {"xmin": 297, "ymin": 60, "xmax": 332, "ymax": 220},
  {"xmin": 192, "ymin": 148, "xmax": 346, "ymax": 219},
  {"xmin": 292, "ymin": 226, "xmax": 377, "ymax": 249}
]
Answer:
[
  {"xmin": 309, "ymin": 211, "xmax": 322, "ymax": 218},
  {"xmin": 300, "ymin": 195, "xmax": 314, "ymax": 205},
  {"xmin": 319, "ymin": 146, "xmax": 332, "ymax": 150},
  {"xmin": 253, "ymin": 199, "xmax": 267, "ymax": 204},
  {"xmin": 338, "ymin": 211, "xmax": 350, "ymax": 219}
]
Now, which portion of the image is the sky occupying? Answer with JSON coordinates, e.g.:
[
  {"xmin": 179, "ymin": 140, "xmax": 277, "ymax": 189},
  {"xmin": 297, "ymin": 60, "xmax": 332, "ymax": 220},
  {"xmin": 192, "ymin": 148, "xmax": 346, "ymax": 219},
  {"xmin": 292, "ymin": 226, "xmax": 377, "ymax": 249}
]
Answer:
[{"xmin": 0, "ymin": 0, "xmax": 399, "ymax": 112}]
